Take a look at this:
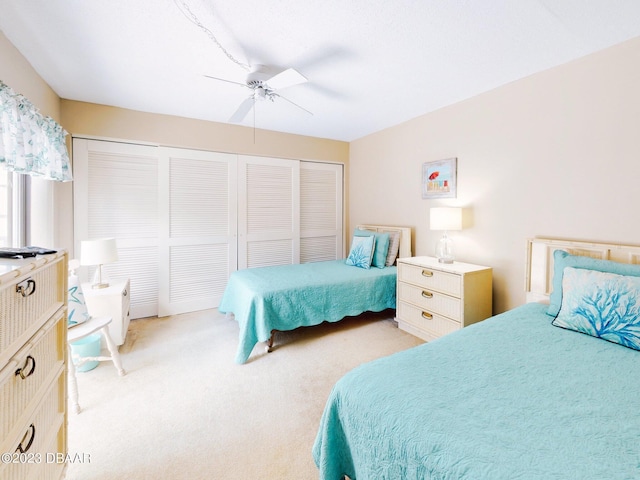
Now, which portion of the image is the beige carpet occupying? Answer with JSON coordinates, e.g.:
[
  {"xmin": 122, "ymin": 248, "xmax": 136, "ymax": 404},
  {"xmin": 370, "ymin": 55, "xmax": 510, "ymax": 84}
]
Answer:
[{"xmin": 66, "ymin": 308, "xmax": 423, "ymax": 480}]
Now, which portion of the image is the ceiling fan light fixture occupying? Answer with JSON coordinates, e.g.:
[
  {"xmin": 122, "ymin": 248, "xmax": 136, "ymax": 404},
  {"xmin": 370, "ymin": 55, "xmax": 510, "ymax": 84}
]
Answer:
[{"xmin": 254, "ymin": 87, "xmax": 267, "ymax": 100}]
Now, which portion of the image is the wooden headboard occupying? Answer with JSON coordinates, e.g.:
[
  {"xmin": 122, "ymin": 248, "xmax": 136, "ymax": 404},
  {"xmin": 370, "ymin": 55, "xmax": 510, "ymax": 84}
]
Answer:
[
  {"xmin": 356, "ymin": 225, "xmax": 412, "ymax": 259},
  {"xmin": 526, "ymin": 237, "xmax": 640, "ymax": 303}
]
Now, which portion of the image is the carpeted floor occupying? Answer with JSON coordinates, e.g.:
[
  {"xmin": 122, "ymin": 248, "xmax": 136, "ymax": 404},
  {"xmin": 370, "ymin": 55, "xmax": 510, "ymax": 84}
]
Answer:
[{"xmin": 66, "ymin": 308, "xmax": 423, "ymax": 480}]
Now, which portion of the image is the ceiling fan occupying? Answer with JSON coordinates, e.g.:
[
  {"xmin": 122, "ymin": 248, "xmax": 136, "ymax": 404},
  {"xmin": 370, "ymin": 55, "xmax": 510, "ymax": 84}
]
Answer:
[
  {"xmin": 204, "ymin": 64, "xmax": 313, "ymax": 123},
  {"xmin": 174, "ymin": 0, "xmax": 315, "ymax": 124}
]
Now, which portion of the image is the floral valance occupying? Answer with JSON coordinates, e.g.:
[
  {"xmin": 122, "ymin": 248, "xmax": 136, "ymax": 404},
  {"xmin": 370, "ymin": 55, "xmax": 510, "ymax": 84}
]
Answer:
[{"xmin": 0, "ymin": 80, "xmax": 72, "ymax": 182}]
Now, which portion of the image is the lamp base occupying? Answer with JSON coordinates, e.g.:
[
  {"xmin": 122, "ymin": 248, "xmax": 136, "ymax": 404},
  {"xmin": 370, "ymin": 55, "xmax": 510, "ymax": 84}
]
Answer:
[
  {"xmin": 435, "ymin": 232, "xmax": 455, "ymax": 264},
  {"xmin": 91, "ymin": 265, "xmax": 110, "ymax": 289}
]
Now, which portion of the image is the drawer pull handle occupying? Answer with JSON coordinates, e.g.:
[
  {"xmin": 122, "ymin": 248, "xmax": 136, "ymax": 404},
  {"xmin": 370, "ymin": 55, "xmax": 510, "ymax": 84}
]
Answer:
[
  {"xmin": 15, "ymin": 355, "xmax": 36, "ymax": 380},
  {"xmin": 16, "ymin": 278, "xmax": 36, "ymax": 297},
  {"xmin": 421, "ymin": 290, "xmax": 433, "ymax": 299},
  {"xmin": 123, "ymin": 289, "xmax": 128, "ymax": 297},
  {"xmin": 421, "ymin": 269, "xmax": 434, "ymax": 277},
  {"xmin": 421, "ymin": 311, "xmax": 433, "ymax": 320},
  {"xmin": 16, "ymin": 424, "xmax": 35, "ymax": 453}
]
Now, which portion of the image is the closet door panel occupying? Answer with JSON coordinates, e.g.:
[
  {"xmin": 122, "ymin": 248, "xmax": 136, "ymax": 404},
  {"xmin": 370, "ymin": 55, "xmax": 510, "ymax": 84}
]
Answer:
[
  {"xmin": 73, "ymin": 138, "xmax": 159, "ymax": 319},
  {"xmin": 158, "ymin": 148, "xmax": 237, "ymax": 316},
  {"xmin": 300, "ymin": 162, "xmax": 343, "ymax": 262},
  {"xmin": 238, "ymin": 156, "xmax": 299, "ymax": 269}
]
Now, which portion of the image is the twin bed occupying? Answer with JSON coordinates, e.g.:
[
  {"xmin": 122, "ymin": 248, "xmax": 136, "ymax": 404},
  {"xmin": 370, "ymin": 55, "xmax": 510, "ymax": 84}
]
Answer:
[
  {"xmin": 219, "ymin": 225, "xmax": 412, "ymax": 364},
  {"xmin": 313, "ymin": 237, "xmax": 640, "ymax": 479}
]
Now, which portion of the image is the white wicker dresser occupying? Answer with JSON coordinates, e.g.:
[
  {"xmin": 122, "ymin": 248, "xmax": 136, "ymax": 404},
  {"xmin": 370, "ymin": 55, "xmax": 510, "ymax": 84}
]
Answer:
[{"xmin": 0, "ymin": 251, "xmax": 68, "ymax": 480}]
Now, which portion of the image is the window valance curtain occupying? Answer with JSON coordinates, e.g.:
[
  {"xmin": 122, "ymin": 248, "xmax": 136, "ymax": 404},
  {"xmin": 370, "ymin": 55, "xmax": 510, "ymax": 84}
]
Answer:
[{"xmin": 0, "ymin": 80, "xmax": 72, "ymax": 182}]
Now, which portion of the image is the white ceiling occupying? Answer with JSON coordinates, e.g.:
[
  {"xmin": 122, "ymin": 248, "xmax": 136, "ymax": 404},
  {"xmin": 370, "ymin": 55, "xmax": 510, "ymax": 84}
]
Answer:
[{"xmin": 2, "ymin": 0, "xmax": 640, "ymax": 142}]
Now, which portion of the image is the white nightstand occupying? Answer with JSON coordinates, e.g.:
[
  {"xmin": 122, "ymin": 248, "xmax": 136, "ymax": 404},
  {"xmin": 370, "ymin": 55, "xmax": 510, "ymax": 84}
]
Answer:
[
  {"xmin": 82, "ymin": 279, "xmax": 131, "ymax": 346},
  {"xmin": 396, "ymin": 257, "xmax": 492, "ymax": 342}
]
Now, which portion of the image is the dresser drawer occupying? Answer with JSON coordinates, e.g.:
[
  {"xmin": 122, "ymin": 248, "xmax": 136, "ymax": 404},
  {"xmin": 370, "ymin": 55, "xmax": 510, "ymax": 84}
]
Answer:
[
  {"xmin": 0, "ymin": 311, "xmax": 66, "ymax": 446},
  {"xmin": 398, "ymin": 262, "xmax": 461, "ymax": 297},
  {"xmin": 397, "ymin": 301, "xmax": 460, "ymax": 339},
  {"xmin": 0, "ymin": 371, "xmax": 65, "ymax": 480},
  {"xmin": 398, "ymin": 282, "xmax": 461, "ymax": 321},
  {"xmin": 0, "ymin": 256, "xmax": 66, "ymax": 364}
]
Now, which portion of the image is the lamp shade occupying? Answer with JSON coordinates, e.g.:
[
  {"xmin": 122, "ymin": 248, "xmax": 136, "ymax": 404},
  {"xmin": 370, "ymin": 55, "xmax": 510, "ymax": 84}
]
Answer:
[
  {"xmin": 430, "ymin": 207, "xmax": 462, "ymax": 231},
  {"xmin": 80, "ymin": 238, "xmax": 118, "ymax": 266}
]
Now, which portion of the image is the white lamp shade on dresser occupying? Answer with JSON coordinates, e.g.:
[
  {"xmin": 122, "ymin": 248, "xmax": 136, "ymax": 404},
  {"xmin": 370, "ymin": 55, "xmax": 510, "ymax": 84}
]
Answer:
[
  {"xmin": 80, "ymin": 238, "xmax": 118, "ymax": 266},
  {"xmin": 429, "ymin": 207, "xmax": 462, "ymax": 231}
]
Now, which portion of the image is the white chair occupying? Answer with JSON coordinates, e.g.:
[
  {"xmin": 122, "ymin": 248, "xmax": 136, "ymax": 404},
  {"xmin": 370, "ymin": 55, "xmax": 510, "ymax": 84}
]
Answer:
[
  {"xmin": 67, "ymin": 259, "xmax": 126, "ymax": 414},
  {"xmin": 67, "ymin": 316, "xmax": 126, "ymax": 414}
]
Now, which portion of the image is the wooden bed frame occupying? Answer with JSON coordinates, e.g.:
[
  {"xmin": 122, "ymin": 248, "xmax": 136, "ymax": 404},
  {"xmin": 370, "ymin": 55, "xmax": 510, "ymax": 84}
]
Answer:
[{"xmin": 525, "ymin": 237, "xmax": 640, "ymax": 303}]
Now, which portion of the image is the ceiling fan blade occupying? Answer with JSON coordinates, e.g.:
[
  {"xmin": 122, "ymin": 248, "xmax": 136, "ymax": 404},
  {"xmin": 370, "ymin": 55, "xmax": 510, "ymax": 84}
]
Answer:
[
  {"xmin": 229, "ymin": 97, "xmax": 255, "ymax": 123},
  {"xmin": 305, "ymin": 83, "xmax": 347, "ymax": 100},
  {"xmin": 275, "ymin": 93, "xmax": 313, "ymax": 116},
  {"xmin": 292, "ymin": 45, "xmax": 354, "ymax": 72},
  {"xmin": 203, "ymin": 75, "xmax": 247, "ymax": 88},
  {"xmin": 266, "ymin": 68, "xmax": 307, "ymax": 90}
]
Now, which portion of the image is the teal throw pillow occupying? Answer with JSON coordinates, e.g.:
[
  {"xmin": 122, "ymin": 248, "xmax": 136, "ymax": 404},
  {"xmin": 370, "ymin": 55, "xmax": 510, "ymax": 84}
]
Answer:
[
  {"xmin": 552, "ymin": 267, "xmax": 640, "ymax": 351},
  {"xmin": 354, "ymin": 229, "xmax": 390, "ymax": 269},
  {"xmin": 547, "ymin": 250, "xmax": 640, "ymax": 316},
  {"xmin": 346, "ymin": 235, "xmax": 375, "ymax": 269}
]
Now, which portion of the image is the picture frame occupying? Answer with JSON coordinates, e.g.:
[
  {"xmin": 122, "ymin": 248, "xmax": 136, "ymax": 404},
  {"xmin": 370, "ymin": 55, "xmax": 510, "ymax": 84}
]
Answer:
[{"xmin": 422, "ymin": 157, "xmax": 457, "ymax": 199}]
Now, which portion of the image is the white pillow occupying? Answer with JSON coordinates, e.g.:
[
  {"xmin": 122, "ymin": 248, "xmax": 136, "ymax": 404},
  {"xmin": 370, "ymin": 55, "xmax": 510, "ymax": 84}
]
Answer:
[
  {"xmin": 68, "ymin": 273, "xmax": 90, "ymax": 327},
  {"xmin": 385, "ymin": 230, "xmax": 401, "ymax": 266}
]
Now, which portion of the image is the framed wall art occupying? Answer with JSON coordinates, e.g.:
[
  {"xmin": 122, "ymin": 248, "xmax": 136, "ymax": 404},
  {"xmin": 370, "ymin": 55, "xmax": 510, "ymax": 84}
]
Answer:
[{"xmin": 422, "ymin": 157, "xmax": 457, "ymax": 199}]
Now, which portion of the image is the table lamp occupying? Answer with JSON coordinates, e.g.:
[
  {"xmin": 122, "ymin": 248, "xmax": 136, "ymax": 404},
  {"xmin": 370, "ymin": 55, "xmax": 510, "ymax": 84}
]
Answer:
[
  {"xmin": 80, "ymin": 238, "xmax": 118, "ymax": 289},
  {"xmin": 430, "ymin": 207, "xmax": 462, "ymax": 263}
]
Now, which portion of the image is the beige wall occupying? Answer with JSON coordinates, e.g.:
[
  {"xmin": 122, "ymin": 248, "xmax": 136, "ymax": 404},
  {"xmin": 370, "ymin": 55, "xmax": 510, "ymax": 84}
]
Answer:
[
  {"xmin": 0, "ymin": 32, "xmax": 60, "ymax": 119},
  {"xmin": 60, "ymin": 100, "xmax": 349, "ymax": 163},
  {"xmin": 350, "ymin": 36, "xmax": 640, "ymax": 313}
]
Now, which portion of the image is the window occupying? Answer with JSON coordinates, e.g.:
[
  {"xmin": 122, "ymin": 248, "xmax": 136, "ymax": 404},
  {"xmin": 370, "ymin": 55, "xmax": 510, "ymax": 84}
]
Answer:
[
  {"xmin": 0, "ymin": 168, "xmax": 29, "ymax": 247},
  {"xmin": 0, "ymin": 169, "xmax": 9, "ymax": 246}
]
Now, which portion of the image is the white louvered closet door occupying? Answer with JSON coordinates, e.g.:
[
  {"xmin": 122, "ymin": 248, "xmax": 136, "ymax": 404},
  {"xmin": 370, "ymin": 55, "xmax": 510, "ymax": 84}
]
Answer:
[
  {"xmin": 300, "ymin": 162, "xmax": 344, "ymax": 262},
  {"xmin": 73, "ymin": 138, "xmax": 160, "ymax": 319},
  {"xmin": 238, "ymin": 156, "xmax": 300, "ymax": 269},
  {"xmin": 158, "ymin": 148, "xmax": 237, "ymax": 316}
]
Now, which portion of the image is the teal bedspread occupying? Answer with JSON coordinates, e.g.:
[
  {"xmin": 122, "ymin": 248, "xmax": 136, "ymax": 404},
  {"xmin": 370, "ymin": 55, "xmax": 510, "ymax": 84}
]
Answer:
[
  {"xmin": 219, "ymin": 260, "xmax": 397, "ymax": 364},
  {"xmin": 313, "ymin": 302, "xmax": 640, "ymax": 479}
]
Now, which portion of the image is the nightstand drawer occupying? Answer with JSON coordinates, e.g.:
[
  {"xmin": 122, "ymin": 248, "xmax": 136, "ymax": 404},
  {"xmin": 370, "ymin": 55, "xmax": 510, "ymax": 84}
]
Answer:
[
  {"xmin": 398, "ymin": 262, "xmax": 461, "ymax": 297},
  {"xmin": 396, "ymin": 256, "xmax": 492, "ymax": 342},
  {"xmin": 397, "ymin": 301, "xmax": 460, "ymax": 338},
  {"xmin": 398, "ymin": 282, "xmax": 461, "ymax": 321}
]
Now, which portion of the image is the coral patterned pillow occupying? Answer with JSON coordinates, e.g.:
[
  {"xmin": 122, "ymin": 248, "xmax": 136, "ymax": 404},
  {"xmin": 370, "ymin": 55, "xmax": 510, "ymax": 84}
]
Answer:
[
  {"xmin": 552, "ymin": 267, "xmax": 640, "ymax": 350},
  {"xmin": 345, "ymin": 235, "xmax": 375, "ymax": 269}
]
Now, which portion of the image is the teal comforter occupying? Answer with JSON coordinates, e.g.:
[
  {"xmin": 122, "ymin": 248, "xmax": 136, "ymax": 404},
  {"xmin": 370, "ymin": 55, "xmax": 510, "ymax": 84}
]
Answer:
[
  {"xmin": 313, "ymin": 302, "xmax": 640, "ymax": 479},
  {"xmin": 219, "ymin": 260, "xmax": 397, "ymax": 364}
]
